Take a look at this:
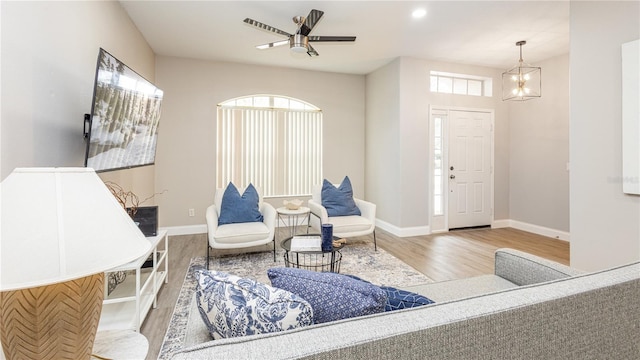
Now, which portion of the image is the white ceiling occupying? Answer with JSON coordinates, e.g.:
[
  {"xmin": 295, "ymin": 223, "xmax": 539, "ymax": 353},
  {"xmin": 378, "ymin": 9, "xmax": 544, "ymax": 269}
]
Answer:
[{"xmin": 120, "ymin": 1, "xmax": 570, "ymax": 75}]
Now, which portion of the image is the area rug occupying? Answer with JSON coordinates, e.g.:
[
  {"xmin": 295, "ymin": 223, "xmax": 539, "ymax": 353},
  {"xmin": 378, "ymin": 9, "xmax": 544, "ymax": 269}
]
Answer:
[{"xmin": 158, "ymin": 240, "xmax": 432, "ymax": 360}]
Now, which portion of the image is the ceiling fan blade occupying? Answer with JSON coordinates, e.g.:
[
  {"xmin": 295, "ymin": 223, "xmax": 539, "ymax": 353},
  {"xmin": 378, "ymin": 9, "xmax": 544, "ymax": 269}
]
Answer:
[
  {"xmin": 308, "ymin": 36, "xmax": 356, "ymax": 42},
  {"xmin": 243, "ymin": 18, "xmax": 291, "ymax": 37},
  {"xmin": 256, "ymin": 40, "xmax": 289, "ymax": 50},
  {"xmin": 307, "ymin": 44, "xmax": 319, "ymax": 57},
  {"xmin": 300, "ymin": 9, "xmax": 324, "ymax": 36}
]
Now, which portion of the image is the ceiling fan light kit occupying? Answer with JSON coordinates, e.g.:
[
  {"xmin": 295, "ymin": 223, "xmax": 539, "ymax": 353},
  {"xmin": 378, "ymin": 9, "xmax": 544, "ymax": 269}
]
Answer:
[
  {"xmin": 244, "ymin": 9, "xmax": 356, "ymax": 57},
  {"xmin": 290, "ymin": 34, "xmax": 309, "ymax": 53},
  {"xmin": 502, "ymin": 40, "xmax": 542, "ymax": 101}
]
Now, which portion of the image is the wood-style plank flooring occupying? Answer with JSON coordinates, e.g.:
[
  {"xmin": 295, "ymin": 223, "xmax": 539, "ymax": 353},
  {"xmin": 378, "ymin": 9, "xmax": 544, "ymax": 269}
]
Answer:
[{"xmin": 140, "ymin": 227, "xmax": 569, "ymax": 359}]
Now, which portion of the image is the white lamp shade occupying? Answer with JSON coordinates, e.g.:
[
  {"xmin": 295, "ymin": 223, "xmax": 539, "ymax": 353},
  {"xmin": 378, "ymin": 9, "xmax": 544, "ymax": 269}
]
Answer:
[{"xmin": 0, "ymin": 167, "xmax": 151, "ymax": 291}]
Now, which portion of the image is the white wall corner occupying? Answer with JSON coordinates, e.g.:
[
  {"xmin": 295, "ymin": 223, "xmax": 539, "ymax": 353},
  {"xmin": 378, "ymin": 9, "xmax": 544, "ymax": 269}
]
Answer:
[
  {"xmin": 375, "ymin": 218, "xmax": 431, "ymax": 237},
  {"xmin": 163, "ymin": 219, "xmax": 569, "ymax": 242},
  {"xmin": 494, "ymin": 219, "xmax": 570, "ymax": 242}
]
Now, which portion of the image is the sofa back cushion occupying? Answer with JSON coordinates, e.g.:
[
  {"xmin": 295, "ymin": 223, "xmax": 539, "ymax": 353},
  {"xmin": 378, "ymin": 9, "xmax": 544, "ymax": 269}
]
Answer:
[{"xmin": 494, "ymin": 248, "xmax": 583, "ymax": 286}]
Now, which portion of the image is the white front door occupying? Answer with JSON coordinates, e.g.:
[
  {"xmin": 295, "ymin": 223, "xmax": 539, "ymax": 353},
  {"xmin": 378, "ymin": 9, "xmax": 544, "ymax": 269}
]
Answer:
[{"xmin": 448, "ymin": 110, "xmax": 492, "ymax": 229}]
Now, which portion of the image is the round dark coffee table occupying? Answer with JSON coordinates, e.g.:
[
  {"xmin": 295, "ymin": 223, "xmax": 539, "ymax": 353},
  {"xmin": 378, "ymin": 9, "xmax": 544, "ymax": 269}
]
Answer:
[{"xmin": 281, "ymin": 234, "xmax": 344, "ymax": 273}]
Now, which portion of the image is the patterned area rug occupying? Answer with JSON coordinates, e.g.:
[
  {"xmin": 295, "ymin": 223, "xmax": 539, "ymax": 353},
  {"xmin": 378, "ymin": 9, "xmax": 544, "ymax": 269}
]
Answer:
[{"xmin": 158, "ymin": 239, "xmax": 432, "ymax": 360}]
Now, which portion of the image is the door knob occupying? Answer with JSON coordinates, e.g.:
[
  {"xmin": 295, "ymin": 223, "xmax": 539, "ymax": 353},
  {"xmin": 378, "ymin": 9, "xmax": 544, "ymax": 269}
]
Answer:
[{"xmin": 450, "ymin": 174, "xmax": 456, "ymax": 179}]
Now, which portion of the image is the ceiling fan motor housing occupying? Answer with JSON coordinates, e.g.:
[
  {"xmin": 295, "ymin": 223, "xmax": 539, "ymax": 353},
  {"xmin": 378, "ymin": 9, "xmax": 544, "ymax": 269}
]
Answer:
[
  {"xmin": 245, "ymin": 9, "xmax": 355, "ymax": 57},
  {"xmin": 290, "ymin": 34, "xmax": 308, "ymax": 52}
]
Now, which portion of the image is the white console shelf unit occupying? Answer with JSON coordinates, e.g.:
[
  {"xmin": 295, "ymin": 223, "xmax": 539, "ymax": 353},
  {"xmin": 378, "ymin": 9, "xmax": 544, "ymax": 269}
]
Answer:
[{"xmin": 98, "ymin": 229, "xmax": 168, "ymax": 332}]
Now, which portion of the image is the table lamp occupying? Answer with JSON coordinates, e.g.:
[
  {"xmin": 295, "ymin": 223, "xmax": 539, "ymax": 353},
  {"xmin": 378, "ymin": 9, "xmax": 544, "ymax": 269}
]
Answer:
[{"xmin": 0, "ymin": 168, "xmax": 151, "ymax": 360}]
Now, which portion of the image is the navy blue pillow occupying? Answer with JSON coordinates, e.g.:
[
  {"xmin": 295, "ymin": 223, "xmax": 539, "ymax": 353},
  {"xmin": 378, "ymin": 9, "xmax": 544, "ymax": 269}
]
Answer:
[
  {"xmin": 321, "ymin": 176, "xmax": 361, "ymax": 217},
  {"xmin": 342, "ymin": 275, "xmax": 435, "ymax": 311},
  {"xmin": 379, "ymin": 286, "xmax": 435, "ymax": 311},
  {"xmin": 267, "ymin": 267, "xmax": 386, "ymax": 324},
  {"xmin": 218, "ymin": 183, "xmax": 264, "ymax": 225}
]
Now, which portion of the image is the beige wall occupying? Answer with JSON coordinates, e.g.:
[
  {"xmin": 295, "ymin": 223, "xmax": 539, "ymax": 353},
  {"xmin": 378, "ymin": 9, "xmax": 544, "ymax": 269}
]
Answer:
[
  {"xmin": 509, "ymin": 54, "xmax": 570, "ymax": 233},
  {"xmin": 365, "ymin": 57, "xmax": 509, "ymax": 234},
  {"xmin": 0, "ymin": 1, "xmax": 156, "ymax": 201},
  {"xmin": 569, "ymin": 1, "xmax": 640, "ymax": 270},
  {"xmin": 365, "ymin": 59, "xmax": 402, "ymax": 227},
  {"xmin": 397, "ymin": 58, "xmax": 431, "ymax": 230},
  {"xmin": 153, "ymin": 56, "xmax": 365, "ymax": 228},
  {"xmin": 8, "ymin": 2, "xmax": 634, "ymax": 264}
]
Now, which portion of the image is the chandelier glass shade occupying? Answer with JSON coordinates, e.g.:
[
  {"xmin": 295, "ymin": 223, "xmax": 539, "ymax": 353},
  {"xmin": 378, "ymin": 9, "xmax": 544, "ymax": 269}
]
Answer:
[{"xmin": 502, "ymin": 41, "xmax": 542, "ymax": 101}]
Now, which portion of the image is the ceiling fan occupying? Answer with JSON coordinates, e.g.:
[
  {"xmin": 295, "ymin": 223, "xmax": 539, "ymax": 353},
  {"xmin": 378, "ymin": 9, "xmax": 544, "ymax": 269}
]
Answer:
[{"xmin": 243, "ymin": 9, "xmax": 356, "ymax": 57}]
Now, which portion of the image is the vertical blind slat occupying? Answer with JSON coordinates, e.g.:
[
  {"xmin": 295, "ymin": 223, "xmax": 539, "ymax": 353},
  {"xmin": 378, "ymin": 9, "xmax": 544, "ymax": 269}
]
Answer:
[{"xmin": 216, "ymin": 100, "xmax": 322, "ymax": 197}]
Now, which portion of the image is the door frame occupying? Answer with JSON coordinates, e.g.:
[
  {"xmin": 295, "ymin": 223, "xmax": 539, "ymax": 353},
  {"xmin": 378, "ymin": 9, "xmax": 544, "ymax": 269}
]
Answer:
[{"xmin": 429, "ymin": 105, "xmax": 495, "ymax": 233}]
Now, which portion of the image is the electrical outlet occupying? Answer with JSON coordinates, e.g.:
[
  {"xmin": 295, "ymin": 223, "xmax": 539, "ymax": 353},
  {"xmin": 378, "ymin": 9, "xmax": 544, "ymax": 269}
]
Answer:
[{"xmin": 188, "ymin": 208, "xmax": 195, "ymax": 217}]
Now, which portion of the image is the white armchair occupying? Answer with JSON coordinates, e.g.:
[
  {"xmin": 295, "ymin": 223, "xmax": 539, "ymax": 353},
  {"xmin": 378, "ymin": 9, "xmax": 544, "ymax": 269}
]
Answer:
[
  {"xmin": 308, "ymin": 184, "xmax": 377, "ymax": 250},
  {"xmin": 206, "ymin": 186, "xmax": 276, "ymax": 268}
]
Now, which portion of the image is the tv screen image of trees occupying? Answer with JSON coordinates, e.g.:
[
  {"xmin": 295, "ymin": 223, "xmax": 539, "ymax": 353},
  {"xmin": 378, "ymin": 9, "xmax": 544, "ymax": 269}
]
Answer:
[{"xmin": 85, "ymin": 48, "xmax": 163, "ymax": 172}]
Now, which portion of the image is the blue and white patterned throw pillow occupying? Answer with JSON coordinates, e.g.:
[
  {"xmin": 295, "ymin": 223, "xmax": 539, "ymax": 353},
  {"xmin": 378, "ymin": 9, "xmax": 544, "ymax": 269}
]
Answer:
[
  {"xmin": 267, "ymin": 267, "xmax": 386, "ymax": 323},
  {"xmin": 194, "ymin": 269, "xmax": 314, "ymax": 339}
]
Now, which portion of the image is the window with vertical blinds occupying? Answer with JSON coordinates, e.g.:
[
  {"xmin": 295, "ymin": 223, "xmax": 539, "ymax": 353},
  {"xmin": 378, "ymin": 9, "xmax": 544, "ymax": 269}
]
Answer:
[{"xmin": 217, "ymin": 95, "xmax": 323, "ymax": 197}]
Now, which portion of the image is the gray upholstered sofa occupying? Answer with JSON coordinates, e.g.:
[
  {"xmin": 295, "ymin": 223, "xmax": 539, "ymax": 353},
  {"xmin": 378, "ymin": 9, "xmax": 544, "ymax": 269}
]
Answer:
[{"xmin": 171, "ymin": 248, "xmax": 640, "ymax": 359}]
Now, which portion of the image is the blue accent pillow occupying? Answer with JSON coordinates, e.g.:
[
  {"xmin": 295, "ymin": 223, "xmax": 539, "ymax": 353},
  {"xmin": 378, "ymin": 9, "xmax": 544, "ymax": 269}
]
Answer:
[
  {"xmin": 379, "ymin": 286, "xmax": 435, "ymax": 311},
  {"xmin": 342, "ymin": 274, "xmax": 435, "ymax": 311},
  {"xmin": 194, "ymin": 269, "xmax": 314, "ymax": 339},
  {"xmin": 267, "ymin": 267, "xmax": 386, "ymax": 323},
  {"xmin": 218, "ymin": 183, "xmax": 264, "ymax": 225},
  {"xmin": 321, "ymin": 176, "xmax": 361, "ymax": 217}
]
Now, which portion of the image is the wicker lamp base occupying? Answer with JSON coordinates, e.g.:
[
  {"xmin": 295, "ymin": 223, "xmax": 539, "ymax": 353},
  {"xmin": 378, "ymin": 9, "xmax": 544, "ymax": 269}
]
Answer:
[{"xmin": 0, "ymin": 273, "xmax": 104, "ymax": 360}]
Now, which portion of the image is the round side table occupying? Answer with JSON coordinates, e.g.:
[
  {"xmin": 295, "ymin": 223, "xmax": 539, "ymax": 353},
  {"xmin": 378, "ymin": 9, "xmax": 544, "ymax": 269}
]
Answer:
[
  {"xmin": 276, "ymin": 206, "xmax": 311, "ymax": 237},
  {"xmin": 91, "ymin": 330, "xmax": 148, "ymax": 360},
  {"xmin": 281, "ymin": 234, "xmax": 344, "ymax": 273}
]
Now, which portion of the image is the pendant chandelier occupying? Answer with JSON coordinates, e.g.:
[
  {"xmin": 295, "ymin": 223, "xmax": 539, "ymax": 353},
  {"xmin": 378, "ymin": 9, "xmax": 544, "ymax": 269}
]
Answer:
[{"xmin": 502, "ymin": 40, "xmax": 542, "ymax": 101}]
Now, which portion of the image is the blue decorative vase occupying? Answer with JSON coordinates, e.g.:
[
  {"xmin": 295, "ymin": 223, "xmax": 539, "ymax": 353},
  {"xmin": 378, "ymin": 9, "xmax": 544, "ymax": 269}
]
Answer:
[{"xmin": 321, "ymin": 224, "xmax": 333, "ymax": 252}]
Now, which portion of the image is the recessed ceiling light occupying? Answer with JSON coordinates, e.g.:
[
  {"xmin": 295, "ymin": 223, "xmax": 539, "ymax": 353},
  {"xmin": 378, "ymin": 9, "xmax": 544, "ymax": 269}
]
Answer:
[{"xmin": 412, "ymin": 8, "xmax": 427, "ymax": 18}]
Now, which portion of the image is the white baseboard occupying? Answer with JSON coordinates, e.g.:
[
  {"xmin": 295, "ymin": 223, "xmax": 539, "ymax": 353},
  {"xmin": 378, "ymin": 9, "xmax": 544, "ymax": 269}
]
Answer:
[
  {"xmin": 163, "ymin": 221, "xmax": 306, "ymax": 236},
  {"xmin": 160, "ymin": 224, "xmax": 206, "ymax": 236},
  {"xmin": 375, "ymin": 218, "xmax": 431, "ymax": 237},
  {"xmin": 492, "ymin": 219, "xmax": 570, "ymax": 241},
  {"xmin": 162, "ymin": 219, "xmax": 569, "ymax": 242},
  {"xmin": 491, "ymin": 219, "xmax": 511, "ymax": 229}
]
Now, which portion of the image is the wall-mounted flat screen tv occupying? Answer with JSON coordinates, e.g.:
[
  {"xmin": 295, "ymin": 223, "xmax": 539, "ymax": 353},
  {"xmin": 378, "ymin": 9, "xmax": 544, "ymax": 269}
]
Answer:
[{"xmin": 84, "ymin": 48, "xmax": 163, "ymax": 172}]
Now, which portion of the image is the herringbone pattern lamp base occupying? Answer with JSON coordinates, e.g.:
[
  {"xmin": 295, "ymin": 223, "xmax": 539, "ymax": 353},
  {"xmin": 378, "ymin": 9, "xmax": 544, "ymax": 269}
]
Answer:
[{"xmin": 0, "ymin": 273, "xmax": 104, "ymax": 360}]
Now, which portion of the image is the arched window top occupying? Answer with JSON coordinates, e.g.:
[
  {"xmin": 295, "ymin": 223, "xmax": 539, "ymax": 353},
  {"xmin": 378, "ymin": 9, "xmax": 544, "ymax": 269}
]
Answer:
[
  {"xmin": 219, "ymin": 94, "xmax": 320, "ymax": 111},
  {"xmin": 216, "ymin": 94, "xmax": 323, "ymax": 197}
]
